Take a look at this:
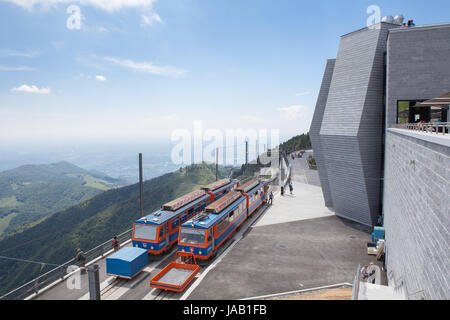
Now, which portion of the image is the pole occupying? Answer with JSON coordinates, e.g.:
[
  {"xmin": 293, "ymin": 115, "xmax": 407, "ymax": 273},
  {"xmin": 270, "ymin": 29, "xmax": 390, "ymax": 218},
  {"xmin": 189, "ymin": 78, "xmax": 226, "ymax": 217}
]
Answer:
[
  {"xmin": 139, "ymin": 153, "xmax": 144, "ymax": 218},
  {"xmin": 245, "ymin": 140, "xmax": 248, "ymax": 165},
  {"xmin": 88, "ymin": 264, "xmax": 100, "ymax": 300},
  {"xmin": 216, "ymin": 147, "xmax": 219, "ymax": 181}
]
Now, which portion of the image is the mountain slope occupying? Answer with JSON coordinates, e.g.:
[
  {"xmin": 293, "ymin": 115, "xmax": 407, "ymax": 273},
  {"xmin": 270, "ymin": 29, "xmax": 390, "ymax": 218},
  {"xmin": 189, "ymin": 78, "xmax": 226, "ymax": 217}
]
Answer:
[
  {"xmin": 0, "ymin": 161, "xmax": 125, "ymax": 238},
  {"xmin": 279, "ymin": 133, "xmax": 312, "ymax": 154},
  {"xmin": 0, "ymin": 163, "xmax": 226, "ymax": 296}
]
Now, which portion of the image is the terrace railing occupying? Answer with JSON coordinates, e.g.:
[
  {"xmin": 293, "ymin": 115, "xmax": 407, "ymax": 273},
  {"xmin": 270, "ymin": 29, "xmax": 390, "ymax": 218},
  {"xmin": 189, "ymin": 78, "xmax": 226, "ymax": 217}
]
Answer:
[
  {"xmin": 0, "ymin": 228, "xmax": 133, "ymax": 300},
  {"xmin": 394, "ymin": 122, "xmax": 449, "ymax": 135}
]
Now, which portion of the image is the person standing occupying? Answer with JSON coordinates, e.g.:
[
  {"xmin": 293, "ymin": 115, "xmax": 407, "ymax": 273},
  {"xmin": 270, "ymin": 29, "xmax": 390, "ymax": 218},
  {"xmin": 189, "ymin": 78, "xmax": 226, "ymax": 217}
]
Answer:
[
  {"xmin": 289, "ymin": 182, "xmax": 294, "ymax": 195},
  {"xmin": 269, "ymin": 192, "xmax": 274, "ymax": 205},
  {"xmin": 112, "ymin": 236, "xmax": 120, "ymax": 252},
  {"xmin": 74, "ymin": 248, "xmax": 86, "ymax": 272}
]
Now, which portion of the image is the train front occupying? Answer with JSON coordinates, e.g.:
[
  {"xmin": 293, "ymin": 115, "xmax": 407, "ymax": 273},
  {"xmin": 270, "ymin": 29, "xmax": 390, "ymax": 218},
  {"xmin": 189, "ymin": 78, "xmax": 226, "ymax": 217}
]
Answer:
[
  {"xmin": 177, "ymin": 215, "xmax": 214, "ymax": 260},
  {"xmin": 132, "ymin": 213, "xmax": 167, "ymax": 254}
]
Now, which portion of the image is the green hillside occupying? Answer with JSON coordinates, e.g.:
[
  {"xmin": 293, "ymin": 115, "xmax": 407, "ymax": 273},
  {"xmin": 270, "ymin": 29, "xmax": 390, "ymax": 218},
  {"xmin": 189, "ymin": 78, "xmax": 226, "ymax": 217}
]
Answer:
[
  {"xmin": 0, "ymin": 162, "xmax": 228, "ymax": 296},
  {"xmin": 0, "ymin": 161, "xmax": 125, "ymax": 238},
  {"xmin": 279, "ymin": 133, "xmax": 312, "ymax": 154}
]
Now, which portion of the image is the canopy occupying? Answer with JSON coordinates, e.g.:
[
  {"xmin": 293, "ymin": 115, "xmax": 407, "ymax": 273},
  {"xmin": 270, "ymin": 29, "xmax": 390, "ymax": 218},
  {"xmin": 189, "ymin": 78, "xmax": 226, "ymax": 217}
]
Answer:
[{"xmin": 416, "ymin": 92, "xmax": 450, "ymax": 107}]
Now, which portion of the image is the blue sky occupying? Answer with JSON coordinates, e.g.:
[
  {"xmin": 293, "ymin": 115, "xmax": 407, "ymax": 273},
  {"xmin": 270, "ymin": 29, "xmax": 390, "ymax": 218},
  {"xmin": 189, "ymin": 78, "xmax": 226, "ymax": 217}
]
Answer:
[{"xmin": 1, "ymin": 0, "xmax": 449, "ymax": 146}]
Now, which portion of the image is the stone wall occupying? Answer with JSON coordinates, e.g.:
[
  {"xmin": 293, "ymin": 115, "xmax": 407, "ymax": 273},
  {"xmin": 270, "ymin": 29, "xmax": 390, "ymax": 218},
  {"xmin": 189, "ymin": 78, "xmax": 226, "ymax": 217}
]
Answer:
[{"xmin": 383, "ymin": 129, "xmax": 449, "ymax": 300}]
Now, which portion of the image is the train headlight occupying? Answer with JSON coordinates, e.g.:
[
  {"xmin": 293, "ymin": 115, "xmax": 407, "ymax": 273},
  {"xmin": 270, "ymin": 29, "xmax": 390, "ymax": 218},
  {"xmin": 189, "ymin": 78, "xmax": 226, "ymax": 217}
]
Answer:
[{"xmin": 150, "ymin": 246, "xmax": 154, "ymax": 250}]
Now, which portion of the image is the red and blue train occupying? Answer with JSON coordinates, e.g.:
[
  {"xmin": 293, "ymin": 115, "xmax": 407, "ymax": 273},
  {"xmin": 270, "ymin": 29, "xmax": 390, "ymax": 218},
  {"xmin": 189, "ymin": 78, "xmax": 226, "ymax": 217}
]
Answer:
[
  {"xmin": 177, "ymin": 179, "xmax": 269, "ymax": 260},
  {"xmin": 131, "ymin": 178, "xmax": 239, "ymax": 255}
]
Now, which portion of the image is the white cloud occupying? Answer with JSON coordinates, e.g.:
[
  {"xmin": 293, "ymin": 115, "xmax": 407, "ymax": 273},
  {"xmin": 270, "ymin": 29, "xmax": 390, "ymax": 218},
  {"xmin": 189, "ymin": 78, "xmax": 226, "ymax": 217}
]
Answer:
[
  {"xmin": 0, "ymin": 48, "xmax": 39, "ymax": 57},
  {"xmin": 0, "ymin": 65, "xmax": 35, "ymax": 71},
  {"xmin": 104, "ymin": 56, "xmax": 186, "ymax": 78},
  {"xmin": 95, "ymin": 75, "xmax": 107, "ymax": 81},
  {"xmin": 1, "ymin": 0, "xmax": 157, "ymax": 12},
  {"xmin": 140, "ymin": 12, "xmax": 162, "ymax": 26},
  {"xmin": 277, "ymin": 105, "xmax": 308, "ymax": 119},
  {"xmin": 295, "ymin": 91, "xmax": 311, "ymax": 97},
  {"xmin": 96, "ymin": 26, "xmax": 108, "ymax": 32},
  {"xmin": 11, "ymin": 84, "xmax": 51, "ymax": 94}
]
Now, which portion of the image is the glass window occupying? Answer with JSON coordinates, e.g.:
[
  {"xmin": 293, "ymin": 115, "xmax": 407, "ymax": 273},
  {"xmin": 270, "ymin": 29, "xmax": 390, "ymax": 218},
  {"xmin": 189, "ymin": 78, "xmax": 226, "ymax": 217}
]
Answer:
[
  {"xmin": 181, "ymin": 213, "xmax": 187, "ymax": 222},
  {"xmin": 217, "ymin": 218, "xmax": 229, "ymax": 235},
  {"xmin": 228, "ymin": 210, "xmax": 235, "ymax": 222},
  {"xmin": 397, "ymin": 101, "xmax": 410, "ymax": 124},
  {"xmin": 159, "ymin": 226, "xmax": 165, "ymax": 239},
  {"xmin": 179, "ymin": 228, "xmax": 206, "ymax": 245},
  {"xmin": 171, "ymin": 218, "xmax": 179, "ymax": 230},
  {"xmin": 133, "ymin": 224, "xmax": 157, "ymax": 241},
  {"xmin": 207, "ymin": 228, "xmax": 213, "ymax": 243}
]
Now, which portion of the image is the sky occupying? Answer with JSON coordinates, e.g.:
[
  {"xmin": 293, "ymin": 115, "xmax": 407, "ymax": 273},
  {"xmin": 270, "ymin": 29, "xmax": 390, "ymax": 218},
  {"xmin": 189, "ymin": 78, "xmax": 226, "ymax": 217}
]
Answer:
[{"xmin": 1, "ymin": 0, "xmax": 449, "ymax": 148}]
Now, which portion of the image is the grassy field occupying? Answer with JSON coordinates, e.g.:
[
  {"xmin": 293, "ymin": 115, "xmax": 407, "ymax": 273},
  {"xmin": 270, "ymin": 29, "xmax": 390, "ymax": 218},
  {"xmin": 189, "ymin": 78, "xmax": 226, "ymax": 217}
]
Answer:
[
  {"xmin": 0, "ymin": 196, "xmax": 21, "ymax": 208},
  {"xmin": 0, "ymin": 212, "xmax": 18, "ymax": 235}
]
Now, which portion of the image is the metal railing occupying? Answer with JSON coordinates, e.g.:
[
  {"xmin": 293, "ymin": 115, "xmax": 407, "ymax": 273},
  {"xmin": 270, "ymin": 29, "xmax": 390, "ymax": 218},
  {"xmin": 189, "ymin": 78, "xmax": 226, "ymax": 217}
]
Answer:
[
  {"xmin": 351, "ymin": 264, "xmax": 361, "ymax": 300},
  {"xmin": 0, "ymin": 228, "xmax": 133, "ymax": 300},
  {"xmin": 394, "ymin": 122, "xmax": 449, "ymax": 135}
]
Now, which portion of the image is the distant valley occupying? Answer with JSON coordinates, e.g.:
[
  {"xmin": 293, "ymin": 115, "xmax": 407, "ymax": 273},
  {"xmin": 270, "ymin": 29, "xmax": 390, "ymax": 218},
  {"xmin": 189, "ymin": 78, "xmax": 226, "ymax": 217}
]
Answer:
[{"xmin": 0, "ymin": 161, "xmax": 127, "ymax": 238}]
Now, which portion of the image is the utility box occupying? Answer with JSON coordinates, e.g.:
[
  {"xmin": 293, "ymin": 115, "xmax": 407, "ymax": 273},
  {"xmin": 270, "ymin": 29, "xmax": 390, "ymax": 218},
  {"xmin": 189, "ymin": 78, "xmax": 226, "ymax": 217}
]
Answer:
[
  {"xmin": 374, "ymin": 227, "xmax": 385, "ymax": 240},
  {"xmin": 106, "ymin": 247, "xmax": 148, "ymax": 279}
]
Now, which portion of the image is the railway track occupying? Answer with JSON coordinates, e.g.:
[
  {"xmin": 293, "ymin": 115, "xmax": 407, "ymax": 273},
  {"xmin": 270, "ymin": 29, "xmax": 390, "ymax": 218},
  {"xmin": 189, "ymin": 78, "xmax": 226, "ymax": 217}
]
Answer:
[{"xmin": 99, "ymin": 203, "xmax": 271, "ymax": 300}]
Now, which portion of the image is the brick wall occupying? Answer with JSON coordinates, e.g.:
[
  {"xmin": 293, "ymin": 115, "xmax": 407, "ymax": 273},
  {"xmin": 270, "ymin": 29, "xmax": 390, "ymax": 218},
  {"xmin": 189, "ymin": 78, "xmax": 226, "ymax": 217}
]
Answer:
[{"xmin": 383, "ymin": 129, "xmax": 449, "ymax": 299}]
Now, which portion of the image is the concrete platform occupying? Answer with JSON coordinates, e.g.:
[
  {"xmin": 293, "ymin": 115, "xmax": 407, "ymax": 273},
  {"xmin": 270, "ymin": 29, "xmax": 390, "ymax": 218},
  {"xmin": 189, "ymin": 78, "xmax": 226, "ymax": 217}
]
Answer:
[{"xmin": 186, "ymin": 153, "xmax": 380, "ymax": 300}]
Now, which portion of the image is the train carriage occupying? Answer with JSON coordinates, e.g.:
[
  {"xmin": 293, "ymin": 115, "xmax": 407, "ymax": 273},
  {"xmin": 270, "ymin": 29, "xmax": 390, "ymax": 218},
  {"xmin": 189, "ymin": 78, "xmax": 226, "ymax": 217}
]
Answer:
[
  {"xmin": 131, "ymin": 179, "xmax": 239, "ymax": 255},
  {"xmin": 177, "ymin": 179, "xmax": 269, "ymax": 260}
]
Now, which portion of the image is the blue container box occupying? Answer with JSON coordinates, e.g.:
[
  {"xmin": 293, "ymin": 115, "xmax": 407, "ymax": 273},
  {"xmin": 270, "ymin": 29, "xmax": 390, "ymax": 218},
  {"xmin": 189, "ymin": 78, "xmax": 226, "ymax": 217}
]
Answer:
[
  {"xmin": 374, "ymin": 226, "xmax": 385, "ymax": 240},
  {"xmin": 106, "ymin": 247, "xmax": 148, "ymax": 279}
]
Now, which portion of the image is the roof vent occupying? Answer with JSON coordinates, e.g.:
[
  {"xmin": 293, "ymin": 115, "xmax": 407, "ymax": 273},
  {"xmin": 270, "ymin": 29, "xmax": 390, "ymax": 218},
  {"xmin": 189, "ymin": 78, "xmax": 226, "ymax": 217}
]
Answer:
[
  {"xmin": 394, "ymin": 14, "xmax": 404, "ymax": 25},
  {"xmin": 381, "ymin": 16, "xmax": 394, "ymax": 23}
]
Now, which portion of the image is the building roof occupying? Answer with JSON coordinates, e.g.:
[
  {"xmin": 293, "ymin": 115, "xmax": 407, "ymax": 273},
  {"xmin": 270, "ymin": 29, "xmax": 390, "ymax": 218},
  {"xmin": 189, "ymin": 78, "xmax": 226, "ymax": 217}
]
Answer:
[{"xmin": 417, "ymin": 92, "xmax": 450, "ymax": 107}]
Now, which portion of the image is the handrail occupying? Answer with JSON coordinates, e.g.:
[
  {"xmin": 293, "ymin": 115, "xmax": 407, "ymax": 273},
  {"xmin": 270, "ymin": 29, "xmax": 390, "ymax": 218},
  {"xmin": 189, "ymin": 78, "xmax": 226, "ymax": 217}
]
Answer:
[
  {"xmin": 351, "ymin": 264, "xmax": 361, "ymax": 300},
  {"xmin": 394, "ymin": 122, "xmax": 449, "ymax": 135},
  {"xmin": 0, "ymin": 228, "xmax": 133, "ymax": 300}
]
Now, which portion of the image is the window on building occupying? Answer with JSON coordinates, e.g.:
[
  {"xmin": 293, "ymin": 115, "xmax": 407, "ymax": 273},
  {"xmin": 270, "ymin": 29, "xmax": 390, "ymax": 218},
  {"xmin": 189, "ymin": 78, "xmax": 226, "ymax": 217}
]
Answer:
[{"xmin": 397, "ymin": 100, "xmax": 428, "ymax": 124}]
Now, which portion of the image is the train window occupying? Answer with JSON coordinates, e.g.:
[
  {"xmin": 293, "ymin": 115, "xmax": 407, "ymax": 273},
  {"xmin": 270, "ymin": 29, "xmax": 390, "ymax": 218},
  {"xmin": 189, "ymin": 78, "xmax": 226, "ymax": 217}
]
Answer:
[
  {"xmin": 228, "ymin": 210, "xmax": 235, "ymax": 222},
  {"xmin": 133, "ymin": 224, "xmax": 157, "ymax": 241},
  {"xmin": 188, "ymin": 208, "xmax": 194, "ymax": 217},
  {"xmin": 216, "ymin": 218, "xmax": 229, "ymax": 235},
  {"xmin": 207, "ymin": 228, "xmax": 213, "ymax": 244},
  {"xmin": 179, "ymin": 228, "xmax": 206, "ymax": 246},
  {"xmin": 159, "ymin": 226, "xmax": 165, "ymax": 239},
  {"xmin": 171, "ymin": 218, "xmax": 179, "ymax": 230},
  {"xmin": 181, "ymin": 213, "xmax": 187, "ymax": 222}
]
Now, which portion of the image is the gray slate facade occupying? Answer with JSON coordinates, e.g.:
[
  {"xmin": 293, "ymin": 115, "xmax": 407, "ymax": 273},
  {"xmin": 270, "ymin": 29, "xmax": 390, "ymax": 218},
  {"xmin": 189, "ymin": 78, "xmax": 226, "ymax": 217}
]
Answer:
[
  {"xmin": 386, "ymin": 24, "xmax": 450, "ymax": 128},
  {"xmin": 309, "ymin": 59, "xmax": 335, "ymax": 206},
  {"xmin": 312, "ymin": 23, "xmax": 396, "ymax": 226},
  {"xmin": 311, "ymin": 21, "xmax": 450, "ymax": 299}
]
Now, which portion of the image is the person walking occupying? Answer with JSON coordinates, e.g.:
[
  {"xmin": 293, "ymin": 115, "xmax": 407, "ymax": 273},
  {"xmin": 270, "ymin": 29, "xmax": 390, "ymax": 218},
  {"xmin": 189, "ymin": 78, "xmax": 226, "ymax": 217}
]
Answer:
[
  {"xmin": 289, "ymin": 182, "xmax": 293, "ymax": 195},
  {"xmin": 269, "ymin": 191, "xmax": 274, "ymax": 205},
  {"xmin": 112, "ymin": 236, "xmax": 120, "ymax": 252}
]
